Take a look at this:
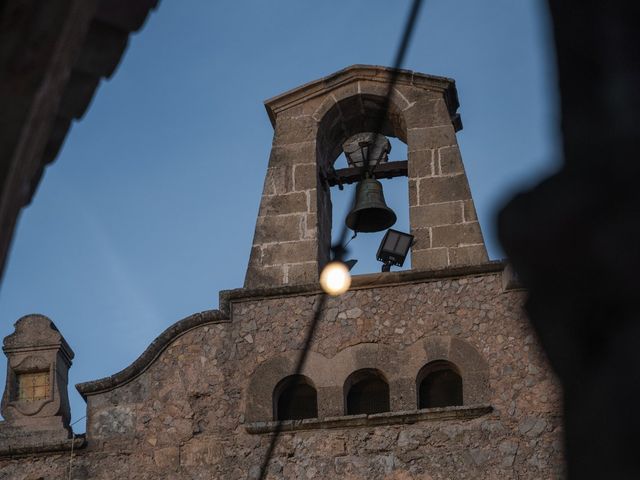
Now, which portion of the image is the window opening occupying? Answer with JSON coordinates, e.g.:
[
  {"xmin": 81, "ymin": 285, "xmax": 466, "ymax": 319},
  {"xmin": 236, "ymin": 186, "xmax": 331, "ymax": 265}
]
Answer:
[
  {"xmin": 345, "ymin": 369, "xmax": 390, "ymax": 415},
  {"xmin": 274, "ymin": 375, "xmax": 318, "ymax": 421},
  {"xmin": 17, "ymin": 371, "xmax": 50, "ymax": 401},
  {"xmin": 418, "ymin": 361, "xmax": 463, "ymax": 409}
]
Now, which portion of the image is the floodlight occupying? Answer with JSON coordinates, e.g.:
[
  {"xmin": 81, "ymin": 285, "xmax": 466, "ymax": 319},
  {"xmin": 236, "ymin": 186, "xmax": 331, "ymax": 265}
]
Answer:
[{"xmin": 376, "ymin": 229, "xmax": 414, "ymax": 272}]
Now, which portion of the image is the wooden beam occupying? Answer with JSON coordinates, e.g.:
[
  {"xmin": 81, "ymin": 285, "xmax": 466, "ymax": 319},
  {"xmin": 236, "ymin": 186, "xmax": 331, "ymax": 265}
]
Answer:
[{"xmin": 327, "ymin": 160, "xmax": 408, "ymax": 187}]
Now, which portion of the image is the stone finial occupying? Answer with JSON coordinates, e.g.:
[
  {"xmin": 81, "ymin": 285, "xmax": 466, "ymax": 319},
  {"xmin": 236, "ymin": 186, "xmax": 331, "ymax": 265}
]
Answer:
[
  {"xmin": 0, "ymin": 314, "xmax": 75, "ymax": 448},
  {"xmin": 244, "ymin": 65, "xmax": 488, "ymax": 289}
]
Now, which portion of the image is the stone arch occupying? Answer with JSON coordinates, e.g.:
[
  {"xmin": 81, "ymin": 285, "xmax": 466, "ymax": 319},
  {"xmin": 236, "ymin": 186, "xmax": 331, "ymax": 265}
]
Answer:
[
  {"xmin": 323, "ymin": 342, "xmax": 403, "ymax": 414},
  {"xmin": 246, "ymin": 343, "xmax": 403, "ymax": 421},
  {"xmin": 404, "ymin": 336, "xmax": 490, "ymax": 405},
  {"xmin": 273, "ymin": 374, "xmax": 318, "ymax": 421},
  {"xmin": 343, "ymin": 368, "xmax": 390, "ymax": 415},
  {"xmin": 417, "ymin": 359, "xmax": 463, "ymax": 409},
  {"xmin": 314, "ymin": 89, "xmax": 409, "ymax": 271},
  {"xmin": 244, "ymin": 350, "xmax": 334, "ymax": 422},
  {"xmin": 314, "ymin": 86, "xmax": 409, "ymax": 168}
]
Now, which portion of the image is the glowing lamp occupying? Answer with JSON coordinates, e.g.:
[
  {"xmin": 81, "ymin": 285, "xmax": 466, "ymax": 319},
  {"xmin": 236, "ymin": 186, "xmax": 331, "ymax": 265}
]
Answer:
[{"xmin": 319, "ymin": 261, "xmax": 352, "ymax": 296}]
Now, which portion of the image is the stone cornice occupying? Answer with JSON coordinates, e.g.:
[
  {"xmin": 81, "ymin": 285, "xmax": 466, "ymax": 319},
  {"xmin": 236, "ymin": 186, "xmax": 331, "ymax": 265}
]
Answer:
[
  {"xmin": 264, "ymin": 64, "xmax": 459, "ymax": 127},
  {"xmin": 0, "ymin": 429, "xmax": 85, "ymax": 458},
  {"xmin": 227, "ymin": 260, "xmax": 508, "ymax": 303},
  {"xmin": 245, "ymin": 404, "xmax": 493, "ymax": 434},
  {"xmin": 75, "ymin": 310, "xmax": 229, "ymax": 399}
]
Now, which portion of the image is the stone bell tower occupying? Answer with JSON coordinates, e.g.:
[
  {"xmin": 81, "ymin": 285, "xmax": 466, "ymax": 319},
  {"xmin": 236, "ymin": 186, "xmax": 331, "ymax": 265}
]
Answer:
[{"xmin": 245, "ymin": 65, "xmax": 488, "ymax": 289}]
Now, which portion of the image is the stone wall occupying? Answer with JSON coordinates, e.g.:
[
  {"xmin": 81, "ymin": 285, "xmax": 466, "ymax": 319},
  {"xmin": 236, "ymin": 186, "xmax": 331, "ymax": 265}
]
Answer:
[{"xmin": 0, "ymin": 265, "xmax": 564, "ymax": 479}]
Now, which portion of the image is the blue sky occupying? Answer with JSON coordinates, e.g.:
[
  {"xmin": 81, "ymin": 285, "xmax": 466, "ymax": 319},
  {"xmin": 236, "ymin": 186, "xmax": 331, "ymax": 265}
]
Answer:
[{"xmin": 0, "ymin": 0, "xmax": 560, "ymax": 429}]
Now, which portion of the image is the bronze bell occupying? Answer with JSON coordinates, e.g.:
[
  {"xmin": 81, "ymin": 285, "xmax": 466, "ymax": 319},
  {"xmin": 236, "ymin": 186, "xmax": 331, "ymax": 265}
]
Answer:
[{"xmin": 346, "ymin": 178, "xmax": 397, "ymax": 233}]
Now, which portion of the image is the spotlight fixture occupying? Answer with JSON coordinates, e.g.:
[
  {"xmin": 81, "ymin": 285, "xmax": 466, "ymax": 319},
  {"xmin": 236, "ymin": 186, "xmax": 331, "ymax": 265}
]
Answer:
[{"xmin": 376, "ymin": 229, "xmax": 414, "ymax": 272}]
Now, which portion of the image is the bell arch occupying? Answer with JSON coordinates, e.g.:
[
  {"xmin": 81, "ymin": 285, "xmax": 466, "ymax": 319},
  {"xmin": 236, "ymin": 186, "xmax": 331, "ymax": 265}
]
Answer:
[
  {"xmin": 244, "ymin": 65, "xmax": 488, "ymax": 289},
  {"xmin": 404, "ymin": 335, "xmax": 491, "ymax": 405}
]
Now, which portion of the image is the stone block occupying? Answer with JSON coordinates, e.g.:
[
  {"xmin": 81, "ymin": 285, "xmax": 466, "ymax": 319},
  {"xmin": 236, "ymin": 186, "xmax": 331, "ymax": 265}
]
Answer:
[
  {"xmin": 410, "ymin": 202, "xmax": 463, "ymax": 227},
  {"xmin": 464, "ymin": 369, "xmax": 491, "ymax": 405},
  {"xmin": 423, "ymin": 336, "xmax": 451, "ymax": 362},
  {"xmin": 412, "ymin": 248, "xmax": 448, "ymax": 270},
  {"xmin": 307, "ymin": 188, "xmax": 317, "ymax": 212},
  {"xmin": 263, "ymin": 166, "xmax": 293, "ymax": 196},
  {"xmin": 246, "ymin": 245, "xmax": 262, "ymax": 267},
  {"xmin": 293, "ymin": 163, "xmax": 317, "ymax": 191},
  {"xmin": 180, "ymin": 438, "xmax": 223, "ymax": 467},
  {"xmin": 390, "ymin": 377, "xmax": 415, "ymax": 412},
  {"xmin": 261, "ymin": 240, "xmax": 316, "ymax": 266},
  {"xmin": 317, "ymin": 386, "xmax": 342, "ymax": 418},
  {"xmin": 244, "ymin": 264, "xmax": 285, "ymax": 288},
  {"xmin": 410, "ymin": 229, "xmax": 430, "ymax": 251},
  {"xmin": 408, "ymin": 179, "xmax": 418, "ymax": 206},
  {"xmin": 153, "ymin": 446, "xmax": 179, "ymax": 470},
  {"xmin": 403, "ymin": 99, "xmax": 451, "ymax": 129},
  {"xmin": 274, "ymin": 116, "xmax": 317, "ymax": 145},
  {"xmin": 407, "ymin": 125, "xmax": 457, "ymax": 151},
  {"xmin": 393, "ymin": 83, "xmax": 440, "ymax": 103},
  {"xmin": 269, "ymin": 141, "xmax": 316, "ymax": 167},
  {"xmin": 258, "ymin": 192, "xmax": 307, "ymax": 216},
  {"xmin": 439, "ymin": 146, "xmax": 464, "ymax": 175},
  {"xmin": 418, "ymin": 175, "xmax": 471, "ymax": 205},
  {"xmin": 253, "ymin": 215, "xmax": 303, "ymax": 244},
  {"xmin": 278, "ymin": 98, "xmax": 325, "ymax": 119},
  {"xmin": 286, "ymin": 262, "xmax": 318, "ymax": 285},
  {"xmin": 463, "ymin": 199, "xmax": 478, "ymax": 222},
  {"xmin": 449, "ymin": 245, "xmax": 489, "ymax": 266},
  {"xmin": 304, "ymin": 213, "xmax": 317, "ymax": 238},
  {"xmin": 407, "ymin": 149, "xmax": 434, "ymax": 178},
  {"xmin": 357, "ymin": 80, "xmax": 411, "ymax": 110},
  {"xmin": 431, "ymin": 223, "xmax": 484, "ymax": 248}
]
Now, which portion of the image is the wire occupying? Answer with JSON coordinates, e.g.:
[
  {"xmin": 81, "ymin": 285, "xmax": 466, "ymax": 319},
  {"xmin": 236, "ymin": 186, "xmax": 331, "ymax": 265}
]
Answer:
[
  {"xmin": 257, "ymin": 1, "xmax": 423, "ymax": 477},
  {"xmin": 256, "ymin": 294, "xmax": 327, "ymax": 478},
  {"xmin": 67, "ymin": 415, "xmax": 86, "ymax": 480}
]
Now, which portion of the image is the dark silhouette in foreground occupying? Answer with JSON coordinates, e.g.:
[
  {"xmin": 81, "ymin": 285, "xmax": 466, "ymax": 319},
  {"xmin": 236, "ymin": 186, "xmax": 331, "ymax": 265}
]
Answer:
[{"xmin": 498, "ymin": 2, "xmax": 640, "ymax": 478}]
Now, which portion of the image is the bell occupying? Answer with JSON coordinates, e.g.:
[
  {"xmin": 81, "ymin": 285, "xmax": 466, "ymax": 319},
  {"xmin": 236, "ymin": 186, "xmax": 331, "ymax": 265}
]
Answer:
[{"xmin": 346, "ymin": 178, "xmax": 397, "ymax": 233}]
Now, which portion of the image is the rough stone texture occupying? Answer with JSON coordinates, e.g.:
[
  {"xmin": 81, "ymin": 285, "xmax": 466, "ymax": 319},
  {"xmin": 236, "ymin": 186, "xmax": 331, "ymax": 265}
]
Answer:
[
  {"xmin": 0, "ymin": 266, "xmax": 564, "ymax": 479},
  {"xmin": 245, "ymin": 65, "xmax": 487, "ymax": 289}
]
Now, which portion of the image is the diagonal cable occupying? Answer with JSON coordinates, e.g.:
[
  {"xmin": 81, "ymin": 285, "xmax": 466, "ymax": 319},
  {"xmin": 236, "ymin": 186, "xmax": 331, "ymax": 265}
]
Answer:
[{"xmin": 258, "ymin": 1, "xmax": 423, "ymax": 477}]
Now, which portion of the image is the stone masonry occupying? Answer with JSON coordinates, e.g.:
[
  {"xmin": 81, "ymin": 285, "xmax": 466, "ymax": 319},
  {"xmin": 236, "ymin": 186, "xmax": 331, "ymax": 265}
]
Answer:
[
  {"xmin": 0, "ymin": 67, "xmax": 563, "ymax": 479},
  {"xmin": 245, "ymin": 65, "xmax": 487, "ymax": 289}
]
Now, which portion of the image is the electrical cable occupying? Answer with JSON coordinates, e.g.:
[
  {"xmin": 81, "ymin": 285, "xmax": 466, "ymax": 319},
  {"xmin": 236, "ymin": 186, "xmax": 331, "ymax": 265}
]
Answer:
[{"xmin": 257, "ymin": 1, "xmax": 423, "ymax": 477}]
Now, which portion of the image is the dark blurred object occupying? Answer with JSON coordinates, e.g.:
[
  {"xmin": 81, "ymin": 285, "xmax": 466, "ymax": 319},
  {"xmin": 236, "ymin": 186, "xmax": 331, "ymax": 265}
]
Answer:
[
  {"xmin": 0, "ymin": 0, "xmax": 158, "ymax": 285},
  {"xmin": 498, "ymin": 1, "xmax": 640, "ymax": 478}
]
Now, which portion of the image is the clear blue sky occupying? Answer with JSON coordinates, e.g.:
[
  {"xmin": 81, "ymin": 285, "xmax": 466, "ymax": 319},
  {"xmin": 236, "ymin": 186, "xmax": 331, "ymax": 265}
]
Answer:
[{"xmin": 0, "ymin": 0, "xmax": 560, "ymax": 429}]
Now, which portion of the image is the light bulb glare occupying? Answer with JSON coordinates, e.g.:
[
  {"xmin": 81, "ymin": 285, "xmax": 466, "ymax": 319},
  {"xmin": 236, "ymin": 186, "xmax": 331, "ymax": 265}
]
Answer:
[{"xmin": 319, "ymin": 261, "xmax": 351, "ymax": 296}]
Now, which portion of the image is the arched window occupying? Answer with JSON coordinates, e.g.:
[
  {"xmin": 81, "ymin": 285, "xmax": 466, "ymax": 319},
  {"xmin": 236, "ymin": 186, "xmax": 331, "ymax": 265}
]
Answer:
[
  {"xmin": 273, "ymin": 375, "xmax": 318, "ymax": 421},
  {"xmin": 344, "ymin": 369, "xmax": 390, "ymax": 415},
  {"xmin": 417, "ymin": 360, "xmax": 463, "ymax": 409}
]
